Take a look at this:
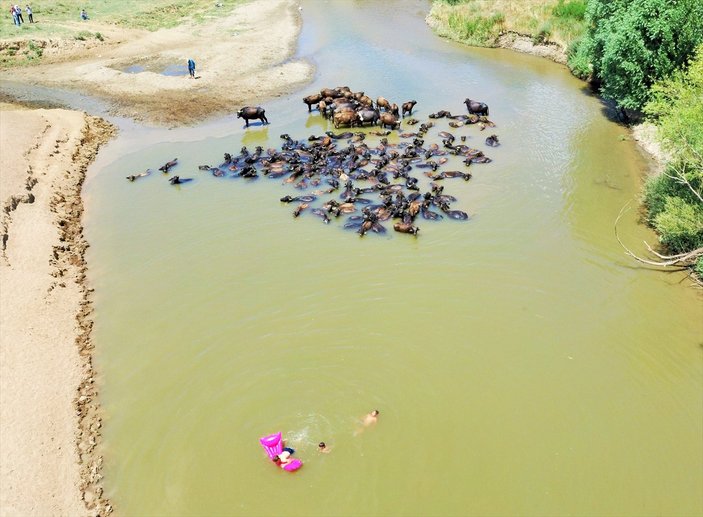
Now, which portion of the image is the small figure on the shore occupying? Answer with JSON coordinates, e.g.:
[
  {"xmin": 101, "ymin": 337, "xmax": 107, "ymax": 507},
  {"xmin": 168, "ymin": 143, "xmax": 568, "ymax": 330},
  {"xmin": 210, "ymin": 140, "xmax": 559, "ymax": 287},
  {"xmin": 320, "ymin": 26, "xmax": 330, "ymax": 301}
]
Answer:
[
  {"xmin": 10, "ymin": 5, "xmax": 19, "ymax": 26},
  {"xmin": 14, "ymin": 4, "xmax": 23, "ymax": 23},
  {"xmin": 318, "ymin": 442, "xmax": 331, "ymax": 453},
  {"xmin": 25, "ymin": 4, "xmax": 33, "ymax": 23},
  {"xmin": 80, "ymin": 9, "xmax": 89, "ymax": 21},
  {"xmin": 187, "ymin": 58, "xmax": 196, "ymax": 79},
  {"xmin": 363, "ymin": 410, "xmax": 380, "ymax": 427}
]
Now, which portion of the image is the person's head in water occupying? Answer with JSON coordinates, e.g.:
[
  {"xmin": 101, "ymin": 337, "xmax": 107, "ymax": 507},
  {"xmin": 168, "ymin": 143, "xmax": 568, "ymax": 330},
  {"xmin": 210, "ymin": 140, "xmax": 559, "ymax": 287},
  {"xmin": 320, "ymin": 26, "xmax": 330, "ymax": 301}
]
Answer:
[
  {"xmin": 272, "ymin": 455, "xmax": 280, "ymax": 463},
  {"xmin": 318, "ymin": 442, "xmax": 326, "ymax": 449},
  {"xmin": 371, "ymin": 410, "xmax": 379, "ymax": 417}
]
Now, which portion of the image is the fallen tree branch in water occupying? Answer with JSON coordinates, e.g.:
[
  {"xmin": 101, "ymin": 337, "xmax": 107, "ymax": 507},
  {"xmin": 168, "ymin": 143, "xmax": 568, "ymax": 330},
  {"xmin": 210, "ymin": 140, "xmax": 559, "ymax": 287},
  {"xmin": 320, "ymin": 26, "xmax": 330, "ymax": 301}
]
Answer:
[{"xmin": 614, "ymin": 203, "xmax": 703, "ymax": 270}]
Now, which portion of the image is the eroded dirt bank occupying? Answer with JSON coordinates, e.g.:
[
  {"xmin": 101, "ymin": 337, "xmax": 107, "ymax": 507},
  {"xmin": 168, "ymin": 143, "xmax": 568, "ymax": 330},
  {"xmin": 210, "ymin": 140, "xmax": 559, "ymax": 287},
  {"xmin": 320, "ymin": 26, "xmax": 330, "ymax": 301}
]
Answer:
[{"xmin": 0, "ymin": 108, "xmax": 115, "ymax": 516}]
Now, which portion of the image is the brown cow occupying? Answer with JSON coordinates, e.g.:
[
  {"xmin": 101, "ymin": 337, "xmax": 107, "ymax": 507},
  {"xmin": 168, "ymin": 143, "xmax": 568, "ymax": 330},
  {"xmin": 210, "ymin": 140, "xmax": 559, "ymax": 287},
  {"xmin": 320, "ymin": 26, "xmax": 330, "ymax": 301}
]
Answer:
[
  {"xmin": 402, "ymin": 100, "xmax": 417, "ymax": 117},
  {"xmin": 333, "ymin": 111, "xmax": 358, "ymax": 129},
  {"xmin": 379, "ymin": 112, "xmax": 399, "ymax": 129},
  {"xmin": 390, "ymin": 103, "xmax": 400, "ymax": 117},
  {"xmin": 376, "ymin": 96, "xmax": 391, "ymax": 111},
  {"xmin": 303, "ymin": 93, "xmax": 322, "ymax": 112},
  {"xmin": 359, "ymin": 95, "xmax": 374, "ymax": 107}
]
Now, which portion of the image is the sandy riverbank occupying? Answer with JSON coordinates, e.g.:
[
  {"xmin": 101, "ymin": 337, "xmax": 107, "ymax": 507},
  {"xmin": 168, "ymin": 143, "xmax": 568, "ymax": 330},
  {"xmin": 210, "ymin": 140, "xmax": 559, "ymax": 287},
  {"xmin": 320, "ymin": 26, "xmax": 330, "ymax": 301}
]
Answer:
[
  {"xmin": 6, "ymin": 0, "xmax": 314, "ymax": 126},
  {"xmin": 0, "ymin": 1, "xmax": 312, "ymax": 515},
  {"xmin": 0, "ymin": 107, "xmax": 115, "ymax": 516}
]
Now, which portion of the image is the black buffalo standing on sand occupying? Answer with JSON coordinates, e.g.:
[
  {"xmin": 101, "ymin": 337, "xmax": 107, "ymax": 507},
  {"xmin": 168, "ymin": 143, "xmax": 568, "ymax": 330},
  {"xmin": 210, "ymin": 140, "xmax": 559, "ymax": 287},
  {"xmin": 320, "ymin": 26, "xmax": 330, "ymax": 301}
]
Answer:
[
  {"xmin": 464, "ymin": 98, "xmax": 489, "ymax": 116},
  {"xmin": 237, "ymin": 106, "xmax": 269, "ymax": 127}
]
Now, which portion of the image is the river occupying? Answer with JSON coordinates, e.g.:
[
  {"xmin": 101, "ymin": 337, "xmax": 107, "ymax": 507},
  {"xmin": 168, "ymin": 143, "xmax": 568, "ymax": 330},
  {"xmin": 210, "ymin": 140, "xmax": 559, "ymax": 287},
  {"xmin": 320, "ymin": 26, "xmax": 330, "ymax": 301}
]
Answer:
[{"xmin": 82, "ymin": 1, "xmax": 703, "ymax": 515}]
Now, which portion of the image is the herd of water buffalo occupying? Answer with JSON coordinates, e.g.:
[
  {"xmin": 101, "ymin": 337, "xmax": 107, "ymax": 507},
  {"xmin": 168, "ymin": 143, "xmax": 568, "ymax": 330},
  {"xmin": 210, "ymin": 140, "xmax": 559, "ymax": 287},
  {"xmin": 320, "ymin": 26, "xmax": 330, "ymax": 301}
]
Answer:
[{"xmin": 131, "ymin": 85, "xmax": 499, "ymax": 237}]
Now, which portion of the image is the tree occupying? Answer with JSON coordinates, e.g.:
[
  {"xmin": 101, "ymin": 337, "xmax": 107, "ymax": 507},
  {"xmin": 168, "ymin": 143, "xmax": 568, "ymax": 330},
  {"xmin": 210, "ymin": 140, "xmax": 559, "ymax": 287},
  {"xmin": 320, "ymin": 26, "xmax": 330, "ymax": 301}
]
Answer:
[{"xmin": 581, "ymin": 0, "xmax": 703, "ymax": 112}]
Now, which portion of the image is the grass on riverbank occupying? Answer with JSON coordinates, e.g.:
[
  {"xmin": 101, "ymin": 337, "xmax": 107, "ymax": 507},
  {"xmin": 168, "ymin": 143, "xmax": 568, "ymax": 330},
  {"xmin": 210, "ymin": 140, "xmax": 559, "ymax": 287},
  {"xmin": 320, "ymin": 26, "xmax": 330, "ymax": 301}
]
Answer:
[
  {"xmin": 0, "ymin": 0, "xmax": 244, "ymax": 66},
  {"xmin": 427, "ymin": 0, "xmax": 586, "ymax": 49}
]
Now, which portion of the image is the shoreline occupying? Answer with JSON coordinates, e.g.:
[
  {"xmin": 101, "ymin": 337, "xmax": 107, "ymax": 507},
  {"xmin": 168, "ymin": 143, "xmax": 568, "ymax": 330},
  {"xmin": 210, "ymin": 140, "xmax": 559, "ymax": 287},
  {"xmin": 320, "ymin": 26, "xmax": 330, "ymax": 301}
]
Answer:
[
  {"xmin": 2, "ymin": 0, "xmax": 314, "ymax": 127},
  {"xmin": 424, "ymin": 16, "xmax": 666, "ymax": 173},
  {"xmin": 0, "ymin": 1, "xmax": 312, "ymax": 514},
  {"xmin": 0, "ymin": 108, "xmax": 115, "ymax": 516}
]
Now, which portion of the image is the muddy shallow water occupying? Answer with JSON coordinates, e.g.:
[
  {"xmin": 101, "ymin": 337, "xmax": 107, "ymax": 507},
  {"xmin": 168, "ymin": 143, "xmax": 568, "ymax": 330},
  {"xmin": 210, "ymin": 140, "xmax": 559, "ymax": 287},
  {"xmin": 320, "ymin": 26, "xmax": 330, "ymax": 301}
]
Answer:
[{"xmin": 82, "ymin": 1, "xmax": 702, "ymax": 515}]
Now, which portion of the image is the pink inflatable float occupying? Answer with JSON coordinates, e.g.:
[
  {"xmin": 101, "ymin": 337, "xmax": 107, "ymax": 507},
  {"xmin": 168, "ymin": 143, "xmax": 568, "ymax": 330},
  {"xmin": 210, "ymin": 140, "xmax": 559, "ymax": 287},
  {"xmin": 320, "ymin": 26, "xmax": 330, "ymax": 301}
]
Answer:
[{"xmin": 259, "ymin": 432, "xmax": 302, "ymax": 472}]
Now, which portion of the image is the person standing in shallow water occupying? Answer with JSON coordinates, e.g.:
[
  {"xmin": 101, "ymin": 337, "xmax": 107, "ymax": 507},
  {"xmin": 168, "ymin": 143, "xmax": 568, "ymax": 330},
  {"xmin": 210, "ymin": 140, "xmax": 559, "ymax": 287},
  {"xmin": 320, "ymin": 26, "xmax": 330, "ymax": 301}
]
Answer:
[{"xmin": 187, "ymin": 58, "xmax": 196, "ymax": 78}]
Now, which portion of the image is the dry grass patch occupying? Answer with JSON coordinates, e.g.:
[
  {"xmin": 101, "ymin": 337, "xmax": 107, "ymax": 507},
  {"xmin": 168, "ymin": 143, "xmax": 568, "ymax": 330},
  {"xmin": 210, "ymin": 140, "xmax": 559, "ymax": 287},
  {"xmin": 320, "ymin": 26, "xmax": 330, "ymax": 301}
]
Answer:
[{"xmin": 428, "ymin": 0, "xmax": 586, "ymax": 49}]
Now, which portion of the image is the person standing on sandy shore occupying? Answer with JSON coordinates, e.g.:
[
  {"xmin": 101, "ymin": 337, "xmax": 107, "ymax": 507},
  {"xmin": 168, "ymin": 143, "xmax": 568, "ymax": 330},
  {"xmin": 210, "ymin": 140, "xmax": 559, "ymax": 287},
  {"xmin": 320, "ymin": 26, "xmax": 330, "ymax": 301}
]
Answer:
[
  {"xmin": 187, "ymin": 58, "xmax": 196, "ymax": 78},
  {"xmin": 14, "ymin": 4, "xmax": 23, "ymax": 23},
  {"xmin": 26, "ymin": 4, "xmax": 33, "ymax": 23},
  {"xmin": 10, "ymin": 5, "xmax": 19, "ymax": 25}
]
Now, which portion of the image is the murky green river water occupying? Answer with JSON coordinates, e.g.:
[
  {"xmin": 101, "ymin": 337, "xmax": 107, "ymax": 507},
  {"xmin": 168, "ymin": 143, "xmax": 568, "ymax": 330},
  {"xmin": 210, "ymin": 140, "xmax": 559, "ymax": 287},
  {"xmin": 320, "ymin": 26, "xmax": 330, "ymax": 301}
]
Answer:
[{"xmin": 83, "ymin": 1, "xmax": 702, "ymax": 515}]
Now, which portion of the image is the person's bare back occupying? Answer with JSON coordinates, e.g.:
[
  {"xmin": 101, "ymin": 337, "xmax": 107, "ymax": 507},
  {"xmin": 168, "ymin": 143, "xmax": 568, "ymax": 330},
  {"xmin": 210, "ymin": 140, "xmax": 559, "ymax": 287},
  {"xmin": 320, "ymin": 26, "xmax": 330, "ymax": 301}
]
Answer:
[{"xmin": 363, "ymin": 409, "xmax": 380, "ymax": 426}]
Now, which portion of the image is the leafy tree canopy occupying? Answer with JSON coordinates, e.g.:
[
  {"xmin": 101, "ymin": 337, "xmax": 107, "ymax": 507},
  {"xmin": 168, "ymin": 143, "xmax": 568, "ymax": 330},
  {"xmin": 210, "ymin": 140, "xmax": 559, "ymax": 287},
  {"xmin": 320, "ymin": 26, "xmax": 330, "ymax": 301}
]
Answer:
[{"xmin": 582, "ymin": 0, "xmax": 703, "ymax": 111}]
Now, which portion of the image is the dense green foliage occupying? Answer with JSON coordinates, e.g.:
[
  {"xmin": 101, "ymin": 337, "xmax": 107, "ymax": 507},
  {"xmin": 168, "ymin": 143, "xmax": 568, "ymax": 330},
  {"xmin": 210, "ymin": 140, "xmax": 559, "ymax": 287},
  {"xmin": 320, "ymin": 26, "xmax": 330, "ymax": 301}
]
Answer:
[
  {"xmin": 577, "ymin": 0, "xmax": 703, "ymax": 111},
  {"xmin": 643, "ymin": 45, "xmax": 703, "ymax": 270},
  {"xmin": 552, "ymin": 0, "xmax": 587, "ymax": 21}
]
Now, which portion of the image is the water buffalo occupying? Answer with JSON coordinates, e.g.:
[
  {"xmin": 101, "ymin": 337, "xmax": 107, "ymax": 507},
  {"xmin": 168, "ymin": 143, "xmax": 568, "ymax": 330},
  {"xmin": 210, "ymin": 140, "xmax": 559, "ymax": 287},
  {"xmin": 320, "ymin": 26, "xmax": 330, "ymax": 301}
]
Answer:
[
  {"xmin": 357, "ymin": 108, "xmax": 380, "ymax": 126},
  {"xmin": 402, "ymin": 100, "xmax": 417, "ymax": 117},
  {"xmin": 320, "ymin": 87, "xmax": 344, "ymax": 99},
  {"xmin": 390, "ymin": 103, "xmax": 400, "ymax": 117},
  {"xmin": 464, "ymin": 98, "xmax": 489, "ymax": 116},
  {"xmin": 485, "ymin": 134, "xmax": 500, "ymax": 147},
  {"xmin": 376, "ymin": 96, "xmax": 391, "ymax": 111},
  {"xmin": 379, "ymin": 113, "xmax": 399, "ymax": 129},
  {"xmin": 333, "ymin": 111, "xmax": 358, "ymax": 129},
  {"xmin": 159, "ymin": 158, "xmax": 178, "ymax": 172},
  {"xmin": 303, "ymin": 93, "xmax": 322, "ymax": 112},
  {"xmin": 358, "ymin": 95, "xmax": 374, "ymax": 107},
  {"xmin": 394, "ymin": 222, "xmax": 420, "ymax": 235},
  {"xmin": 237, "ymin": 106, "xmax": 269, "ymax": 127}
]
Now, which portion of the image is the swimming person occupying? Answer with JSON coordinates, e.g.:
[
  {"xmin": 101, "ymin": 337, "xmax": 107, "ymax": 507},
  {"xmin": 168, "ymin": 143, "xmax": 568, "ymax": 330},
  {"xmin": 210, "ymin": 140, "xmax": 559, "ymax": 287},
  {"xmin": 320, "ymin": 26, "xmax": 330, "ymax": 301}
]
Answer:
[
  {"xmin": 355, "ymin": 409, "xmax": 380, "ymax": 435},
  {"xmin": 363, "ymin": 410, "xmax": 379, "ymax": 427},
  {"xmin": 318, "ymin": 442, "xmax": 331, "ymax": 453}
]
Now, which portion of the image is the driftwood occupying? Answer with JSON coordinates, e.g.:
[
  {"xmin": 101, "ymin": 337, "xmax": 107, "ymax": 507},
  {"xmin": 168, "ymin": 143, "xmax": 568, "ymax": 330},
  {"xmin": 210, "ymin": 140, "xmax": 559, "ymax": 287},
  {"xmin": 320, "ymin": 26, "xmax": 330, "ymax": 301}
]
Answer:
[{"xmin": 614, "ymin": 204, "xmax": 703, "ymax": 285}]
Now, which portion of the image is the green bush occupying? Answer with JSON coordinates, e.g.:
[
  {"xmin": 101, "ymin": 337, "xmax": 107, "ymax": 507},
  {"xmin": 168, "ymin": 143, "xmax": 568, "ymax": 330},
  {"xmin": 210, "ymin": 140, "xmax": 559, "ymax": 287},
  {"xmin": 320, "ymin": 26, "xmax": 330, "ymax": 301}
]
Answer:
[
  {"xmin": 74, "ymin": 30, "xmax": 93, "ymax": 41},
  {"xmin": 644, "ymin": 167, "xmax": 701, "ymax": 222},
  {"xmin": 552, "ymin": 0, "xmax": 587, "ymax": 20},
  {"xmin": 447, "ymin": 11, "xmax": 504, "ymax": 46},
  {"xmin": 645, "ymin": 45, "xmax": 703, "ymax": 166},
  {"xmin": 567, "ymin": 38, "xmax": 591, "ymax": 78},
  {"xmin": 653, "ymin": 196, "xmax": 703, "ymax": 253},
  {"xmin": 579, "ymin": 0, "xmax": 703, "ymax": 111},
  {"xmin": 95, "ymin": 32, "xmax": 104, "ymax": 41}
]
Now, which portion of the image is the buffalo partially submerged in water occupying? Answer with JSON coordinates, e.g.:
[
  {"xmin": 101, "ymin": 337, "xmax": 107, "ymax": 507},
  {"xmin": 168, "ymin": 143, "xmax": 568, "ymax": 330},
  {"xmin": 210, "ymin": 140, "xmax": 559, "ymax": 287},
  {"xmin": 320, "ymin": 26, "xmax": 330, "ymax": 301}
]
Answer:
[{"xmin": 237, "ymin": 106, "xmax": 269, "ymax": 128}]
